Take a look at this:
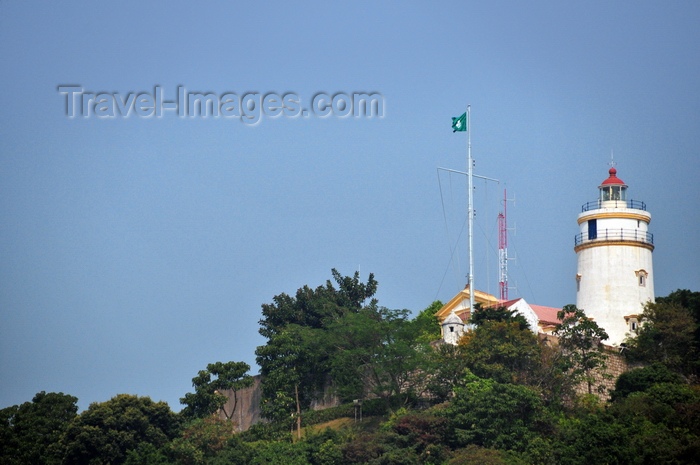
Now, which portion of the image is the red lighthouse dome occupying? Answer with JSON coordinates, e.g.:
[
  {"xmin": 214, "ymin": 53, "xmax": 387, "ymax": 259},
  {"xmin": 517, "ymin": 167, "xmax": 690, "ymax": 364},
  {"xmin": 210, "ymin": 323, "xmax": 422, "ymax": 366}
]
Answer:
[{"xmin": 599, "ymin": 167, "xmax": 628, "ymax": 201}]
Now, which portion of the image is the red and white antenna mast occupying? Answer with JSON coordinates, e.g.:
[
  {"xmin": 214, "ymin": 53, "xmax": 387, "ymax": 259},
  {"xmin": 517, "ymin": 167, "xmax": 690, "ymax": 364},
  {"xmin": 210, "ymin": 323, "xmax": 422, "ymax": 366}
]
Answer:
[{"xmin": 498, "ymin": 189, "xmax": 509, "ymax": 302}]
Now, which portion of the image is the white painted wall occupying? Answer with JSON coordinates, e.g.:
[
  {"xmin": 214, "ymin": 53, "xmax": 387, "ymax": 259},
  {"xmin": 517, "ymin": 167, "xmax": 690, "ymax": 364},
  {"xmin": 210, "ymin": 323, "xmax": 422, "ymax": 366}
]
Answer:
[{"xmin": 575, "ymin": 204, "xmax": 655, "ymax": 345}]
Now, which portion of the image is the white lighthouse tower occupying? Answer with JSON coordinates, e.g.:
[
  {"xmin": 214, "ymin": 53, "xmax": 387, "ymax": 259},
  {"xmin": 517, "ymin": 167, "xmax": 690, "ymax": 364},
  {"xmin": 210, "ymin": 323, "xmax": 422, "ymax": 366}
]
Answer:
[{"xmin": 574, "ymin": 167, "xmax": 655, "ymax": 345}]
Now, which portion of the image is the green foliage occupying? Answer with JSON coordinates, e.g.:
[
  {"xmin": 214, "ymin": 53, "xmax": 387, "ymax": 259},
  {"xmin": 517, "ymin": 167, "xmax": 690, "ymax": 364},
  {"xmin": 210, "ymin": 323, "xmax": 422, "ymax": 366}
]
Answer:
[
  {"xmin": 531, "ymin": 338, "xmax": 578, "ymax": 409},
  {"xmin": 303, "ymin": 403, "xmax": 355, "ymax": 426},
  {"xmin": 238, "ymin": 421, "xmax": 291, "ymax": 442},
  {"xmin": 256, "ymin": 324, "xmax": 330, "ymax": 423},
  {"xmin": 249, "ymin": 440, "xmax": 308, "ymax": 465},
  {"xmin": 448, "ymin": 445, "xmax": 526, "ymax": 465},
  {"xmin": 342, "ymin": 433, "xmax": 388, "ymax": 464},
  {"xmin": 412, "ymin": 300, "xmax": 443, "ymax": 343},
  {"xmin": 328, "ymin": 307, "xmax": 429, "ymax": 409},
  {"xmin": 207, "ymin": 436, "xmax": 254, "ymax": 465},
  {"xmin": 555, "ymin": 305, "xmax": 610, "ymax": 394},
  {"xmin": 657, "ymin": 289, "xmax": 700, "ymax": 323},
  {"xmin": 424, "ymin": 343, "xmax": 472, "ymax": 402},
  {"xmin": 553, "ymin": 412, "xmax": 633, "ymax": 465},
  {"xmin": 123, "ymin": 443, "xmax": 171, "ymax": 465},
  {"xmin": 611, "ymin": 363, "xmax": 684, "ymax": 401},
  {"xmin": 256, "ymin": 269, "xmax": 378, "ymax": 422},
  {"xmin": 459, "ymin": 319, "xmax": 541, "ymax": 385},
  {"xmin": 180, "ymin": 361, "xmax": 253, "ymax": 421},
  {"xmin": 553, "ymin": 378, "xmax": 700, "ymax": 465},
  {"xmin": 624, "ymin": 299, "xmax": 698, "ymax": 376},
  {"xmin": 168, "ymin": 416, "xmax": 243, "ymax": 465},
  {"xmin": 310, "ymin": 438, "xmax": 343, "ymax": 465},
  {"xmin": 61, "ymin": 394, "xmax": 180, "ymax": 465},
  {"xmin": 294, "ymin": 429, "xmax": 344, "ymax": 465},
  {"xmin": 257, "ymin": 268, "xmax": 378, "ymax": 340},
  {"xmin": 442, "ymin": 377, "xmax": 551, "ymax": 452},
  {"xmin": 657, "ymin": 289, "xmax": 700, "ymax": 377},
  {"xmin": 470, "ymin": 304, "xmax": 530, "ymax": 331},
  {"xmin": 0, "ymin": 391, "xmax": 78, "ymax": 465},
  {"xmin": 12, "ymin": 282, "xmax": 699, "ymax": 465},
  {"xmin": 390, "ymin": 412, "xmax": 449, "ymax": 455}
]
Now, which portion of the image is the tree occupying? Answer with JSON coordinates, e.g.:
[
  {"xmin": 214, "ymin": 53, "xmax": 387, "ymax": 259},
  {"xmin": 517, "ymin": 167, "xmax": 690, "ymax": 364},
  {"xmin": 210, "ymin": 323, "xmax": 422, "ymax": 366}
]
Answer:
[
  {"xmin": 469, "ymin": 304, "xmax": 530, "ymax": 331},
  {"xmin": 657, "ymin": 289, "xmax": 700, "ymax": 323},
  {"xmin": 169, "ymin": 416, "xmax": 252, "ymax": 465},
  {"xmin": 249, "ymin": 441, "xmax": 308, "ymax": 465},
  {"xmin": 256, "ymin": 324, "xmax": 329, "ymax": 436},
  {"xmin": 328, "ymin": 307, "xmax": 428, "ymax": 410},
  {"xmin": 610, "ymin": 363, "xmax": 684, "ymax": 402},
  {"xmin": 553, "ymin": 412, "xmax": 634, "ymax": 465},
  {"xmin": 623, "ymin": 300, "xmax": 698, "ymax": 376},
  {"xmin": 424, "ymin": 343, "xmax": 471, "ymax": 402},
  {"xmin": 180, "ymin": 361, "xmax": 253, "ymax": 422},
  {"xmin": 390, "ymin": 412, "xmax": 450, "ymax": 459},
  {"xmin": 257, "ymin": 268, "xmax": 378, "ymax": 340},
  {"xmin": 554, "ymin": 305, "xmax": 610, "ymax": 395},
  {"xmin": 0, "ymin": 391, "xmax": 78, "ymax": 465},
  {"xmin": 656, "ymin": 289, "xmax": 700, "ymax": 377},
  {"xmin": 448, "ymin": 445, "xmax": 524, "ymax": 465},
  {"xmin": 442, "ymin": 375, "xmax": 550, "ymax": 452},
  {"xmin": 61, "ymin": 394, "xmax": 180, "ymax": 465},
  {"xmin": 411, "ymin": 300, "xmax": 443, "ymax": 343},
  {"xmin": 123, "ymin": 443, "xmax": 172, "ymax": 465},
  {"xmin": 255, "ymin": 269, "xmax": 378, "ymax": 426},
  {"xmin": 459, "ymin": 318, "xmax": 541, "ymax": 385}
]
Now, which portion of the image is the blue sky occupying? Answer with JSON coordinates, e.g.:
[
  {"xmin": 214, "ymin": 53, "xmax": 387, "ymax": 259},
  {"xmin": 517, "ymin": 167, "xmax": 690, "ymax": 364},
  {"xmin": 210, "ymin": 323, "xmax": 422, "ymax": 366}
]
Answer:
[{"xmin": 1, "ymin": 1, "xmax": 699, "ymax": 411}]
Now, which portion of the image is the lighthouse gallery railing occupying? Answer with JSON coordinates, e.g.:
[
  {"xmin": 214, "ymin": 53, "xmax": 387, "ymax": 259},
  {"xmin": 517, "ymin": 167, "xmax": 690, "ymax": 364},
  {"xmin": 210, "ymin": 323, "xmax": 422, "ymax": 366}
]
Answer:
[
  {"xmin": 574, "ymin": 229, "xmax": 654, "ymax": 247},
  {"xmin": 580, "ymin": 199, "xmax": 647, "ymax": 212}
]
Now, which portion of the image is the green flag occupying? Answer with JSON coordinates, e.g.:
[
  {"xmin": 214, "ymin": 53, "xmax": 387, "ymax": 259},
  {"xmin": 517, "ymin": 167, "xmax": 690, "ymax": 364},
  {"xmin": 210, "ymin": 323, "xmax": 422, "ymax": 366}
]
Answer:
[{"xmin": 452, "ymin": 112, "xmax": 467, "ymax": 132}]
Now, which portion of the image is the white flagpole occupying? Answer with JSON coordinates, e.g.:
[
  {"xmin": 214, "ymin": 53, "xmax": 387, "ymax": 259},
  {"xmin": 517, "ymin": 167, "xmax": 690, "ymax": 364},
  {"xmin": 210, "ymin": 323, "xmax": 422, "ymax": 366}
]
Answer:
[{"xmin": 467, "ymin": 105, "xmax": 475, "ymax": 317}]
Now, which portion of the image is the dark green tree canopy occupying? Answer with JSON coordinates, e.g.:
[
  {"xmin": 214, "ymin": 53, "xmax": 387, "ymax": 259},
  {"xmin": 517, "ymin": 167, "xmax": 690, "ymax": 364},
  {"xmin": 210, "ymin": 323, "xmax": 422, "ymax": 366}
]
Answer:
[
  {"xmin": 623, "ymin": 294, "xmax": 699, "ymax": 377},
  {"xmin": 328, "ymin": 307, "xmax": 428, "ymax": 408},
  {"xmin": 258, "ymin": 268, "xmax": 377, "ymax": 340},
  {"xmin": 255, "ymin": 270, "xmax": 379, "ymax": 423},
  {"xmin": 657, "ymin": 289, "xmax": 700, "ymax": 321},
  {"xmin": 256, "ymin": 324, "xmax": 330, "ymax": 422},
  {"xmin": 442, "ymin": 375, "xmax": 551, "ymax": 452},
  {"xmin": 61, "ymin": 394, "xmax": 180, "ymax": 465},
  {"xmin": 459, "ymin": 319, "xmax": 541, "ymax": 385},
  {"xmin": 0, "ymin": 391, "xmax": 78, "ymax": 465},
  {"xmin": 470, "ymin": 304, "xmax": 530, "ymax": 331},
  {"xmin": 611, "ymin": 363, "xmax": 684, "ymax": 402},
  {"xmin": 410, "ymin": 300, "xmax": 443, "ymax": 343}
]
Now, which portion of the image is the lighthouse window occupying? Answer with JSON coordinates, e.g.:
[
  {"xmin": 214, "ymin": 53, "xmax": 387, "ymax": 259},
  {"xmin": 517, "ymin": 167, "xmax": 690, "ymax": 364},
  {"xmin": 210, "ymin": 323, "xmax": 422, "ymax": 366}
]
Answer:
[
  {"xmin": 588, "ymin": 219, "xmax": 597, "ymax": 240},
  {"xmin": 629, "ymin": 319, "xmax": 639, "ymax": 332},
  {"xmin": 636, "ymin": 269, "xmax": 648, "ymax": 287},
  {"xmin": 611, "ymin": 186, "xmax": 621, "ymax": 201}
]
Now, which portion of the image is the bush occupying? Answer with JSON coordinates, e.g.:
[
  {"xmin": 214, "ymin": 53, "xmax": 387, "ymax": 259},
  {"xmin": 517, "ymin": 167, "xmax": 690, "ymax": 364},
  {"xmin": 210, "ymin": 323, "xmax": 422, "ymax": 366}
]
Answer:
[{"xmin": 611, "ymin": 363, "xmax": 684, "ymax": 401}]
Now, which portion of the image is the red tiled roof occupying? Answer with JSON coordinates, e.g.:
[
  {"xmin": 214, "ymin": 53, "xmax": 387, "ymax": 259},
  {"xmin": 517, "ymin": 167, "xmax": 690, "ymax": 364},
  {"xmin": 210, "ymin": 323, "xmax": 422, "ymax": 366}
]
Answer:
[
  {"xmin": 484, "ymin": 297, "xmax": 562, "ymax": 327},
  {"xmin": 499, "ymin": 298, "xmax": 522, "ymax": 308},
  {"xmin": 529, "ymin": 304, "xmax": 562, "ymax": 325}
]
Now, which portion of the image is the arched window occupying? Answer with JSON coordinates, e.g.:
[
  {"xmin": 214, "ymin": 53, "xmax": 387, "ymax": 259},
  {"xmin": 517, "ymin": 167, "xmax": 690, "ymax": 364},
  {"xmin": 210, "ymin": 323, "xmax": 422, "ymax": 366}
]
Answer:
[{"xmin": 635, "ymin": 269, "xmax": 648, "ymax": 287}]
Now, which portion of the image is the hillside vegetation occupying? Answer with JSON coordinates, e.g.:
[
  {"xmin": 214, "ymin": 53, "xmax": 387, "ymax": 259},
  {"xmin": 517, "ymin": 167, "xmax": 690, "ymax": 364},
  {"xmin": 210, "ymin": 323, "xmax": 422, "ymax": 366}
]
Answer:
[{"xmin": 2, "ymin": 272, "xmax": 699, "ymax": 464}]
